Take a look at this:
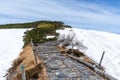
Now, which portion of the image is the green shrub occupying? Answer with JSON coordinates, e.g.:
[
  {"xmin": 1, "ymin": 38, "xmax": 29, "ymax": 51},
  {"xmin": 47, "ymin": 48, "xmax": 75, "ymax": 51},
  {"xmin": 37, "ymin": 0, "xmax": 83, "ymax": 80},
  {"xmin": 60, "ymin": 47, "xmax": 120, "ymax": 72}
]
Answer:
[{"xmin": 23, "ymin": 27, "xmax": 57, "ymax": 46}]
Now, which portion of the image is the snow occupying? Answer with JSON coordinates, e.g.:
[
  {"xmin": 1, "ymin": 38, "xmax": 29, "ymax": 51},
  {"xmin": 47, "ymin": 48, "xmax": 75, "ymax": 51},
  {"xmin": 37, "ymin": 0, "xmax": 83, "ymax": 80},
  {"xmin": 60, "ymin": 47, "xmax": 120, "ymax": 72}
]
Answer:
[
  {"xmin": 57, "ymin": 28, "xmax": 120, "ymax": 80},
  {"xmin": 46, "ymin": 35, "xmax": 55, "ymax": 39},
  {"xmin": 0, "ymin": 29, "xmax": 28, "ymax": 80}
]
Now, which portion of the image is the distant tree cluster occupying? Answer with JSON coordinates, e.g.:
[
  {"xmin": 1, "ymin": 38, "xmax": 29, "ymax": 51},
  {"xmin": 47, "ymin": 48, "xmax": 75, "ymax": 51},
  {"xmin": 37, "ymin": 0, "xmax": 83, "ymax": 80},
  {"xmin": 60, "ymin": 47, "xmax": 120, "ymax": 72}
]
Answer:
[
  {"xmin": 0, "ymin": 21, "xmax": 39, "ymax": 29},
  {"xmin": 0, "ymin": 20, "xmax": 72, "ymax": 29}
]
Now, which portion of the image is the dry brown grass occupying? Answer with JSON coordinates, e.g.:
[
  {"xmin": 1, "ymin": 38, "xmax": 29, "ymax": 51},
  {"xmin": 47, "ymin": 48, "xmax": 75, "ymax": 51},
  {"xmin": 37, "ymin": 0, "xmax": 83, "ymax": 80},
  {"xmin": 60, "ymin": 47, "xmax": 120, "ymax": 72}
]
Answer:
[
  {"xmin": 18, "ymin": 44, "xmax": 35, "ymax": 70},
  {"xmin": 7, "ymin": 44, "xmax": 48, "ymax": 80},
  {"xmin": 57, "ymin": 46, "xmax": 67, "ymax": 55},
  {"xmin": 83, "ymin": 56, "xmax": 95, "ymax": 65}
]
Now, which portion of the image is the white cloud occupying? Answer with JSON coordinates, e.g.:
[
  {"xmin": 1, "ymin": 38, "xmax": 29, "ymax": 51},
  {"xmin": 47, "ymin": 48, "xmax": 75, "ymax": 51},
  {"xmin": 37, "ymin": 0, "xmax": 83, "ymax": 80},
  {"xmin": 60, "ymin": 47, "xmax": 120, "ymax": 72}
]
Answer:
[{"xmin": 0, "ymin": 0, "xmax": 120, "ymax": 32}]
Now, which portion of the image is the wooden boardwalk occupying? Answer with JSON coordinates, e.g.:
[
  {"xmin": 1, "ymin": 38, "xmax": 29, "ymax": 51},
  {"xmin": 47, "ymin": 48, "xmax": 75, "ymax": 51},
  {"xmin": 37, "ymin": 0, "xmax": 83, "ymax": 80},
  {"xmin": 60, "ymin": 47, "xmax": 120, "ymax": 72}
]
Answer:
[{"xmin": 36, "ymin": 41, "xmax": 109, "ymax": 80}]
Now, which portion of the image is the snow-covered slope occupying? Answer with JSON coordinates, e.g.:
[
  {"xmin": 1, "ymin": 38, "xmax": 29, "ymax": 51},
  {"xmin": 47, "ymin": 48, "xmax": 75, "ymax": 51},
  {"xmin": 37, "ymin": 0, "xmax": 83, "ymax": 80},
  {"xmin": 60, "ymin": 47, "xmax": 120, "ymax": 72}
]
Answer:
[
  {"xmin": 57, "ymin": 28, "xmax": 120, "ymax": 80},
  {"xmin": 0, "ymin": 29, "xmax": 28, "ymax": 80}
]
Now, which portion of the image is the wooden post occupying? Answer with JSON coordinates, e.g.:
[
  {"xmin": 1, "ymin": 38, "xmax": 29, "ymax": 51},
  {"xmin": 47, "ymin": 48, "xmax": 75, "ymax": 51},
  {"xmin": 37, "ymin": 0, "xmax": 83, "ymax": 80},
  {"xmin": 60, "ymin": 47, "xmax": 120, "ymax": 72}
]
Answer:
[
  {"xmin": 20, "ymin": 65, "xmax": 26, "ymax": 80},
  {"xmin": 99, "ymin": 51, "xmax": 105, "ymax": 66},
  {"xmin": 31, "ymin": 39, "xmax": 38, "ymax": 65},
  {"xmin": 71, "ymin": 42, "xmax": 74, "ymax": 55}
]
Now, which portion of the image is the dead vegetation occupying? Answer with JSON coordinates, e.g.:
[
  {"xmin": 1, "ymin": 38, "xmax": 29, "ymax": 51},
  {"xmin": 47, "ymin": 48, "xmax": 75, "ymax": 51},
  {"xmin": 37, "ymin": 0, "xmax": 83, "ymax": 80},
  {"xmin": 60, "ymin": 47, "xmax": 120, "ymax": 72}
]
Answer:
[
  {"xmin": 57, "ymin": 46, "xmax": 95, "ymax": 65},
  {"xmin": 6, "ymin": 44, "xmax": 48, "ymax": 80}
]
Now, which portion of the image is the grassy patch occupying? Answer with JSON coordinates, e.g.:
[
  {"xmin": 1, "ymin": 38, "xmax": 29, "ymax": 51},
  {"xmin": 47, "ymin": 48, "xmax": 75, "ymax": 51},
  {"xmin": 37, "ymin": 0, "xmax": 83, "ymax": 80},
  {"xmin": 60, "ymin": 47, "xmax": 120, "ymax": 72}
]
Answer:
[{"xmin": 37, "ymin": 23, "xmax": 54, "ymax": 28}]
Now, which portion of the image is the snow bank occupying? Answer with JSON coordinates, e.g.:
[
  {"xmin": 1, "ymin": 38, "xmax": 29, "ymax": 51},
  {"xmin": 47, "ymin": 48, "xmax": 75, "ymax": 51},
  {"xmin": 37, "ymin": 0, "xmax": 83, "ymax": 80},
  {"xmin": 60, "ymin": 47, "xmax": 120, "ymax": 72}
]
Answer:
[
  {"xmin": 0, "ymin": 29, "xmax": 28, "ymax": 80},
  {"xmin": 57, "ymin": 28, "xmax": 120, "ymax": 80}
]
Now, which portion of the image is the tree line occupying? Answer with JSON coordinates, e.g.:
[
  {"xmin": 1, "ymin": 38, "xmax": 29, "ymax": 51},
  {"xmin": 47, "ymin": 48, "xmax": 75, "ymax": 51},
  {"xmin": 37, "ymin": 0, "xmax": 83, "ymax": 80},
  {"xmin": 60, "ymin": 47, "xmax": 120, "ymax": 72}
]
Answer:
[{"xmin": 0, "ymin": 20, "xmax": 71, "ymax": 29}]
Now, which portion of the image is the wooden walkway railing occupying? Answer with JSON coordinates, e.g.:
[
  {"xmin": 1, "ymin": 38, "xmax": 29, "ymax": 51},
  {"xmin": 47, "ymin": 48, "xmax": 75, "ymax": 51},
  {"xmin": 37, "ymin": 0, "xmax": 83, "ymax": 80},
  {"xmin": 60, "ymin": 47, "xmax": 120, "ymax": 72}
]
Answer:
[{"xmin": 31, "ymin": 39, "xmax": 38, "ymax": 65}]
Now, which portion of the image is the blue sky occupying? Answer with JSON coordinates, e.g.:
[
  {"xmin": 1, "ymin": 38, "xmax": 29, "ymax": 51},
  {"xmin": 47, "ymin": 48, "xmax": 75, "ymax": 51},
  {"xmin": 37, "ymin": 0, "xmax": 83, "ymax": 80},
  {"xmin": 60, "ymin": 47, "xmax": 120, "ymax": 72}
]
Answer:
[{"xmin": 0, "ymin": 0, "xmax": 120, "ymax": 34}]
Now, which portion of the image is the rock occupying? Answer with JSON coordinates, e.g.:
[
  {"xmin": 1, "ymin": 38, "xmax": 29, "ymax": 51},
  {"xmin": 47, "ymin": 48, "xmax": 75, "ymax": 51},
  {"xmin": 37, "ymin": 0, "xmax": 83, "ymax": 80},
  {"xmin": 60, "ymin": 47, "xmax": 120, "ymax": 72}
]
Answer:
[
  {"xmin": 57, "ymin": 78, "xmax": 66, "ymax": 80},
  {"xmin": 59, "ymin": 65, "xmax": 66, "ymax": 68},
  {"xmin": 70, "ymin": 72, "xmax": 80, "ymax": 78},
  {"xmin": 47, "ymin": 68, "xmax": 52, "ymax": 72},
  {"xmin": 56, "ymin": 72, "xmax": 68, "ymax": 78},
  {"xmin": 77, "ymin": 65, "xmax": 86, "ymax": 71},
  {"xmin": 54, "ymin": 60, "xmax": 63, "ymax": 65},
  {"xmin": 51, "ymin": 66, "xmax": 59, "ymax": 70}
]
